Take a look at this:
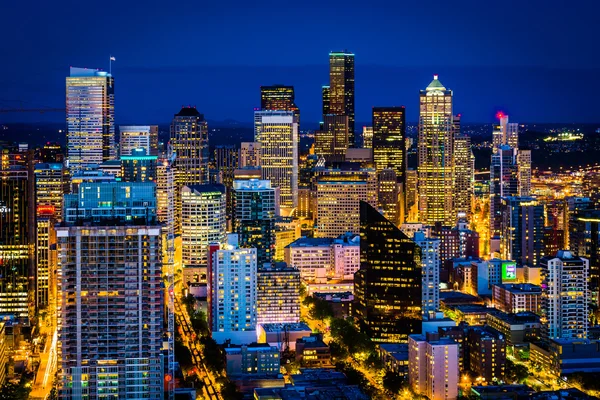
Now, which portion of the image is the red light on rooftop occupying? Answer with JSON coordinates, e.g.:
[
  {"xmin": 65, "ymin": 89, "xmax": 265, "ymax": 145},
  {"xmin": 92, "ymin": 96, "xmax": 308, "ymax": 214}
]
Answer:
[{"xmin": 496, "ymin": 111, "xmax": 505, "ymax": 120}]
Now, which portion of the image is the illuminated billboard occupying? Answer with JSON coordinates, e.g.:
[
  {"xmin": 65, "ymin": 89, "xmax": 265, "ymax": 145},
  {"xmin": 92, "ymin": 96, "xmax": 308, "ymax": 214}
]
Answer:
[{"xmin": 502, "ymin": 262, "xmax": 517, "ymax": 282}]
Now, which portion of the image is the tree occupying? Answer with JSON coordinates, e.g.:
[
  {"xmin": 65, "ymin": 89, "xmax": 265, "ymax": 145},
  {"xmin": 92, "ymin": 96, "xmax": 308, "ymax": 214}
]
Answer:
[
  {"xmin": 505, "ymin": 359, "xmax": 529, "ymax": 383},
  {"xmin": 383, "ymin": 371, "xmax": 405, "ymax": 394},
  {"xmin": 201, "ymin": 336, "xmax": 226, "ymax": 373}
]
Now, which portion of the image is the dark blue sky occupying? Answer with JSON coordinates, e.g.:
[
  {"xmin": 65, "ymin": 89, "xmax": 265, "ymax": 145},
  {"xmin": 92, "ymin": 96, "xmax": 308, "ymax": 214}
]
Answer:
[{"xmin": 1, "ymin": 0, "xmax": 599, "ymax": 125}]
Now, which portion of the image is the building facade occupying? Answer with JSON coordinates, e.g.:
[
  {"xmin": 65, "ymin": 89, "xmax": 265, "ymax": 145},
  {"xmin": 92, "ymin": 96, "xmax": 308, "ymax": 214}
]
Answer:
[
  {"xmin": 327, "ymin": 51, "xmax": 355, "ymax": 145},
  {"xmin": 257, "ymin": 264, "xmax": 301, "ymax": 325},
  {"xmin": 119, "ymin": 125, "xmax": 158, "ymax": 156}
]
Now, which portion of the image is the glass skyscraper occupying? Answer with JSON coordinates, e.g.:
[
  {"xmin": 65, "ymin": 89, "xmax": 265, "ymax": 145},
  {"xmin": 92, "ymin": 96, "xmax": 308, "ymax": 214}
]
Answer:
[
  {"xmin": 66, "ymin": 67, "xmax": 115, "ymax": 169},
  {"xmin": 328, "ymin": 51, "xmax": 355, "ymax": 145}
]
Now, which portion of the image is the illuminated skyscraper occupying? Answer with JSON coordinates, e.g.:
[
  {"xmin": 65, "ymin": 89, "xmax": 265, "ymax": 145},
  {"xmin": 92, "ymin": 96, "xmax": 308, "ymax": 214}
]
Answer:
[
  {"xmin": 58, "ymin": 182, "xmax": 162, "ymax": 399},
  {"xmin": 373, "ymin": 107, "xmax": 406, "ymax": 180},
  {"xmin": 260, "ymin": 85, "xmax": 299, "ymax": 120},
  {"xmin": 378, "ymin": 168, "xmax": 399, "ymax": 225},
  {"xmin": 120, "ymin": 148, "xmax": 157, "ymax": 182},
  {"xmin": 517, "ymin": 149, "xmax": 532, "ymax": 197},
  {"xmin": 257, "ymin": 264, "xmax": 301, "ymax": 325},
  {"xmin": 490, "ymin": 146, "xmax": 519, "ymax": 238},
  {"xmin": 181, "ymin": 185, "xmax": 226, "ymax": 268},
  {"xmin": 328, "ymin": 51, "xmax": 355, "ymax": 145},
  {"xmin": 254, "ymin": 110, "xmax": 298, "ymax": 208},
  {"xmin": 362, "ymin": 126, "xmax": 373, "ymax": 149},
  {"xmin": 501, "ymin": 196, "xmax": 544, "ymax": 267},
  {"xmin": 66, "ymin": 67, "xmax": 115, "ymax": 168},
  {"xmin": 321, "ymin": 86, "xmax": 330, "ymax": 116},
  {"xmin": 36, "ymin": 212, "xmax": 57, "ymax": 311},
  {"xmin": 418, "ymin": 75, "xmax": 454, "ymax": 225},
  {"xmin": 492, "ymin": 112, "xmax": 519, "ymax": 152},
  {"xmin": 453, "ymin": 132, "xmax": 474, "ymax": 219},
  {"xmin": 413, "ymin": 231, "xmax": 440, "ymax": 317},
  {"xmin": 119, "ymin": 125, "xmax": 159, "ymax": 156},
  {"xmin": 314, "ymin": 114, "xmax": 349, "ymax": 162},
  {"xmin": 156, "ymin": 158, "xmax": 175, "ymax": 234},
  {"xmin": 233, "ymin": 180, "xmax": 277, "ymax": 266},
  {"xmin": 354, "ymin": 201, "xmax": 422, "ymax": 343},
  {"xmin": 240, "ymin": 142, "xmax": 261, "ymax": 168},
  {"xmin": 171, "ymin": 106, "xmax": 209, "ymax": 185},
  {"xmin": 34, "ymin": 162, "xmax": 65, "ymax": 221}
]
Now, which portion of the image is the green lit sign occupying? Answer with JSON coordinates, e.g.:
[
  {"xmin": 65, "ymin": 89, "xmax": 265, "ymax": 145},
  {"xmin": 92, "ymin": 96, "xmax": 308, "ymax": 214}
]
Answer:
[{"xmin": 502, "ymin": 262, "xmax": 517, "ymax": 282}]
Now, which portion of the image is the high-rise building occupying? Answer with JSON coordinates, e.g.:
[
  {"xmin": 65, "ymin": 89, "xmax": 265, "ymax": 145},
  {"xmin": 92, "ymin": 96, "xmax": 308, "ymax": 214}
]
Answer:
[
  {"xmin": 517, "ymin": 149, "xmax": 532, "ymax": 197},
  {"xmin": 362, "ymin": 126, "xmax": 373, "ymax": 149},
  {"xmin": 240, "ymin": 142, "xmax": 261, "ymax": 168},
  {"xmin": 120, "ymin": 148, "xmax": 158, "ymax": 182},
  {"xmin": 378, "ymin": 168, "xmax": 399, "ymax": 225},
  {"xmin": 354, "ymin": 201, "xmax": 422, "ymax": 343},
  {"xmin": 501, "ymin": 197, "xmax": 544, "ymax": 267},
  {"xmin": 490, "ymin": 146, "xmax": 519, "ymax": 238},
  {"xmin": 257, "ymin": 263, "xmax": 301, "ymax": 325},
  {"xmin": 540, "ymin": 250, "xmax": 589, "ymax": 340},
  {"xmin": 36, "ymin": 212, "xmax": 57, "ymax": 311},
  {"xmin": 34, "ymin": 162, "xmax": 65, "ymax": 221},
  {"xmin": 453, "ymin": 132, "xmax": 474, "ymax": 219},
  {"xmin": 58, "ymin": 182, "xmax": 162, "ymax": 399},
  {"xmin": 66, "ymin": 67, "xmax": 115, "ymax": 168},
  {"xmin": 233, "ymin": 180, "xmax": 277, "ymax": 266},
  {"xmin": 254, "ymin": 110, "xmax": 298, "ymax": 208},
  {"xmin": 285, "ymin": 233, "xmax": 360, "ymax": 281},
  {"xmin": 569, "ymin": 209, "xmax": 600, "ymax": 296},
  {"xmin": 409, "ymin": 332, "xmax": 459, "ymax": 400},
  {"xmin": 315, "ymin": 168, "xmax": 378, "ymax": 238},
  {"xmin": 372, "ymin": 106, "xmax": 406, "ymax": 182},
  {"xmin": 492, "ymin": 112, "xmax": 519, "ymax": 152},
  {"xmin": 181, "ymin": 185, "xmax": 226, "ymax": 268},
  {"xmin": 328, "ymin": 51, "xmax": 355, "ymax": 145},
  {"xmin": 156, "ymin": 158, "xmax": 175, "ymax": 234},
  {"xmin": 0, "ymin": 164, "xmax": 34, "ymax": 321},
  {"xmin": 418, "ymin": 75, "xmax": 454, "ymax": 225},
  {"xmin": 413, "ymin": 231, "xmax": 441, "ymax": 317},
  {"xmin": 171, "ymin": 106, "xmax": 209, "ymax": 185},
  {"xmin": 314, "ymin": 115, "xmax": 349, "ymax": 162},
  {"xmin": 466, "ymin": 326, "xmax": 506, "ymax": 383},
  {"xmin": 119, "ymin": 125, "xmax": 159, "ymax": 156},
  {"xmin": 210, "ymin": 244, "xmax": 258, "ymax": 343},
  {"xmin": 260, "ymin": 85, "xmax": 299, "ymax": 120}
]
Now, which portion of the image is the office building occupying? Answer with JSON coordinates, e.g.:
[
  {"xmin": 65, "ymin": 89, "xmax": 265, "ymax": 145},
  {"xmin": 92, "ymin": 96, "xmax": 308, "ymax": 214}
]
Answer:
[
  {"xmin": 517, "ymin": 149, "xmax": 531, "ymax": 197},
  {"xmin": 378, "ymin": 168, "xmax": 399, "ymax": 225},
  {"xmin": 171, "ymin": 106, "xmax": 209, "ymax": 185},
  {"xmin": 66, "ymin": 67, "xmax": 115, "ymax": 168},
  {"xmin": 0, "ymin": 165, "xmax": 34, "ymax": 321},
  {"xmin": 156, "ymin": 158, "xmax": 175, "ymax": 234},
  {"xmin": 409, "ymin": 332, "xmax": 459, "ymax": 400},
  {"xmin": 354, "ymin": 201, "xmax": 422, "ymax": 343},
  {"xmin": 57, "ymin": 182, "xmax": 162, "ymax": 399},
  {"xmin": 328, "ymin": 51, "xmax": 355, "ymax": 145},
  {"xmin": 181, "ymin": 185, "xmax": 226, "ymax": 267},
  {"xmin": 233, "ymin": 180, "xmax": 276, "ymax": 266},
  {"xmin": 500, "ymin": 197, "xmax": 544, "ymax": 267},
  {"xmin": 210, "ymin": 244, "xmax": 258, "ymax": 344},
  {"xmin": 418, "ymin": 75, "xmax": 454, "ymax": 225},
  {"xmin": 414, "ymin": 231, "xmax": 441, "ymax": 317},
  {"xmin": 540, "ymin": 250, "xmax": 589, "ymax": 340},
  {"xmin": 34, "ymin": 162, "xmax": 65, "ymax": 221},
  {"xmin": 315, "ymin": 167, "xmax": 377, "ymax": 238},
  {"xmin": 260, "ymin": 85, "xmax": 299, "ymax": 119},
  {"xmin": 492, "ymin": 283, "xmax": 541, "ymax": 314},
  {"xmin": 239, "ymin": 142, "xmax": 261, "ymax": 168},
  {"xmin": 321, "ymin": 85, "xmax": 330, "ymax": 116},
  {"xmin": 256, "ymin": 263, "xmax": 301, "ymax": 325},
  {"xmin": 119, "ymin": 125, "xmax": 158, "ymax": 156},
  {"xmin": 453, "ymin": 133, "xmax": 474, "ymax": 219},
  {"xmin": 362, "ymin": 126, "xmax": 373, "ymax": 149},
  {"xmin": 490, "ymin": 146, "xmax": 519, "ymax": 238},
  {"xmin": 466, "ymin": 326, "xmax": 506, "ymax": 383},
  {"xmin": 285, "ymin": 233, "xmax": 360, "ymax": 281},
  {"xmin": 120, "ymin": 148, "xmax": 157, "ymax": 182},
  {"xmin": 314, "ymin": 114, "xmax": 349, "ymax": 162},
  {"xmin": 36, "ymin": 212, "xmax": 57, "ymax": 310},
  {"xmin": 254, "ymin": 110, "xmax": 298, "ymax": 208},
  {"xmin": 372, "ymin": 106, "xmax": 406, "ymax": 182},
  {"xmin": 492, "ymin": 112, "xmax": 519, "ymax": 152},
  {"xmin": 224, "ymin": 343, "xmax": 280, "ymax": 377}
]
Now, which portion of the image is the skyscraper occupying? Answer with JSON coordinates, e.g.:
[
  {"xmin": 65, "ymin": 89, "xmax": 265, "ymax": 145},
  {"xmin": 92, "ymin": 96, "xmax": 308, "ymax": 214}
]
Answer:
[
  {"xmin": 328, "ymin": 51, "xmax": 355, "ymax": 145},
  {"xmin": 314, "ymin": 114, "xmax": 349, "ymax": 162},
  {"xmin": 58, "ymin": 182, "xmax": 163, "ymax": 398},
  {"xmin": 120, "ymin": 148, "xmax": 158, "ymax": 182},
  {"xmin": 378, "ymin": 168, "xmax": 399, "ymax": 225},
  {"xmin": 66, "ymin": 67, "xmax": 115, "ymax": 168},
  {"xmin": 418, "ymin": 75, "xmax": 454, "ymax": 225},
  {"xmin": 569, "ymin": 209, "xmax": 600, "ymax": 296},
  {"xmin": 233, "ymin": 180, "xmax": 277, "ymax": 266},
  {"xmin": 156, "ymin": 158, "xmax": 175, "ymax": 234},
  {"xmin": 34, "ymin": 162, "xmax": 65, "ymax": 221},
  {"xmin": 413, "ymin": 231, "xmax": 441, "ymax": 317},
  {"xmin": 256, "ymin": 264, "xmax": 301, "ymax": 325},
  {"xmin": 517, "ymin": 149, "xmax": 532, "ymax": 197},
  {"xmin": 490, "ymin": 146, "xmax": 519, "ymax": 238},
  {"xmin": 260, "ymin": 85, "xmax": 300, "ymax": 120},
  {"xmin": 239, "ymin": 142, "xmax": 261, "ymax": 168},
  {"xmin": 501, "ymin": 197, "xmax": 544, "ymax": 267},
  {"xmin": 453, "ymin": 132, "xmax": 474, "ymax": 219},
  {"xmin": 354, "ymin": 201, "xmax": 422, "ymax": 343},
  {"xmin": 372, "ymin": 106, "xmax": 406, "ymax": 182},
  {"xmin": 540, "ymin": 250, "xmax": 589, "ymax": 340},
  {"xmin": 119, "ymin": 125, "xmax": 159, "ymax": 156},
  {"xmin": 181, "ymin": 185, "xmax": 226, "ymax": 268},
  {"xmin": 362, "ymin": 126, "xmax": 373, "ymax": 149},
  {"xmin": 171, "ymin": 106, "xmax": 209, "ymax": 185},
  {"xmin": 492, "ymin": 112, "xmax": 519, "ymax": 152},
  {"xmin": 254, "ymin": 110, "xmax": 298, "ymax": 208}
]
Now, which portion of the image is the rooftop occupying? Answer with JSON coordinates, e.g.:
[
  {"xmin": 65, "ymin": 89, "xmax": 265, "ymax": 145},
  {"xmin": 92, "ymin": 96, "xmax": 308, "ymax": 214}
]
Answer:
[{"xmin": 259, "ymin": 322, "xmax": 311, "ymax": 332}]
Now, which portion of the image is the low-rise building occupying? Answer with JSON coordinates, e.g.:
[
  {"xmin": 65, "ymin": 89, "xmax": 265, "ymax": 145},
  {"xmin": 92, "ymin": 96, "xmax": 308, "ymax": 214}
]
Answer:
[
  {"xmin": 466, "ymin": 326, "xmax": 506, "ymax": 383},
  {"xmin": 485, "ymin": 311, "xmax": 541, "ymax": 346},
  {"xmin": 378, "ymin": 343, "xmax": 409, "ymax": 376},
  {"xmin": 492, "ymin": 283, "xmax": 541, "ymax": 314},
  {"xmin": 530, "ymin": 339, "xmax": 600, "ymax": 376},
  {"xmin": 257, "ymin": 323, "xmax": 312, "ymax": 352},
  {"xmin": 224, "ymin": 343, "xmax": 280, "ymax": 377},
  {"xmin": 313, "ymin": 292, "xmax": 353, "ymax": 318},
  {"xmin": 295, "ymin": 334, "xmax": 331, "ymax": 368}
]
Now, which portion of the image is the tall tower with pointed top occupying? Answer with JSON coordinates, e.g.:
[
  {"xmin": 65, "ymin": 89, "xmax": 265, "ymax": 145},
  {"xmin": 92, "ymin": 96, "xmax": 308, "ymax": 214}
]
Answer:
[{"xmin": 418, "ymin": 75, "xmax": 454, "ymax": 225}]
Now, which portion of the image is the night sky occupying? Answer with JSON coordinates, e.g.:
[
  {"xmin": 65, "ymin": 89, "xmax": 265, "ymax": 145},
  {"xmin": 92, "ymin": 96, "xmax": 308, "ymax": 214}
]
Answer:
[{"xmin": 1, "ymin": 0, "xmax": 599, "ymax": 125}]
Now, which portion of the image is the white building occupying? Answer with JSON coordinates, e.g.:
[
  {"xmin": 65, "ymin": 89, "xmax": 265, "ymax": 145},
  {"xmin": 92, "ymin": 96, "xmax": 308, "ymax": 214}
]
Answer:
[
  {"xmin": 211, "ymin": 244, "xmax": 258, "ymax": 345},
  {"xmin": 119, "ymin": 125, "xmax": 158, "ymax": 156},
  {"xmin": 254, "ymin": 110, "xmax": 298, "ymax": 208},
  {"xmin": 414, "ymin": 231, "xmax": 440, "ymax": 317},
  {"xmin": 284, "ymin": 233, "xmax": 360, "ymax": 281},
  {"xmin": 156, "ymin": 159, "xmax": 175, "ymax": 234},
  {"xmin": 181, "ymin": 185, "xmax": 226, "ymax": 267},
  {"xmin": 409, "ymin": 333, "xmax": 459, "ymax": 400},
  {"xmin": 540, "ymin": 250, "xmax": 589, "ymax": 340}
]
